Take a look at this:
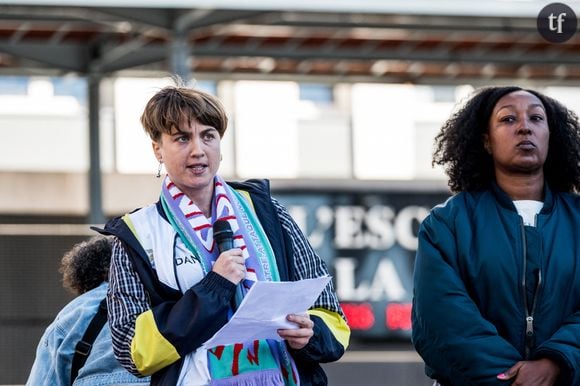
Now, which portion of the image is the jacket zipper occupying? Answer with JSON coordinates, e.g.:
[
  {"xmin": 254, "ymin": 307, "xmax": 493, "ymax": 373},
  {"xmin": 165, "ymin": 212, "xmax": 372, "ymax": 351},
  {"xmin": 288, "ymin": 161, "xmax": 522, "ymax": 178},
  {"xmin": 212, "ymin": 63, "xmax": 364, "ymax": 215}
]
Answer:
[{"xmin": 520, "ymin": 218, "xmax": 542, "ymax": 359}]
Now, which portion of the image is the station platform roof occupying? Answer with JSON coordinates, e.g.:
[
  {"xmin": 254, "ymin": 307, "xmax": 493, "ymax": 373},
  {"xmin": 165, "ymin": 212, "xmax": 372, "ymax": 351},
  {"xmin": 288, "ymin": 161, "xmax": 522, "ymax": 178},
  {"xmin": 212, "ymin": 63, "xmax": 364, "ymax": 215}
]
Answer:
[{"xmin": 1, "ymin": 0, "xmax": 579, "ymax": 85}]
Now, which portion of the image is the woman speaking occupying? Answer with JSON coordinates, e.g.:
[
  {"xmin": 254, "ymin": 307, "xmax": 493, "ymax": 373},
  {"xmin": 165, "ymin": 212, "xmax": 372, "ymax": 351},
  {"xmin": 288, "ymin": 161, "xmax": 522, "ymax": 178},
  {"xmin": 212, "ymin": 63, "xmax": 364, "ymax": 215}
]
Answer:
[{"xmin": 99, "ymin": 85, "xmax": 350, "ymax": 385}]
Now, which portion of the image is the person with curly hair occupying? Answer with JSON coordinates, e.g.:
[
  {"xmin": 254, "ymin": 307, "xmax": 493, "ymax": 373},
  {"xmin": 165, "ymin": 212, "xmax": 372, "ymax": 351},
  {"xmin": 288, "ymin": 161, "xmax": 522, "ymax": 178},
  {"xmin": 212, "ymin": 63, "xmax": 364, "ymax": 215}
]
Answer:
[
  {"xmin": 26, "ymin": 236, "xmax": 150, "ymax": 385},
  {"xmin": 411, "ymin": 86, "xmax": 580, "ymax": 386},
  {"xmin": 59, "ymin": 235, "xmax": 112, "ymax": 296}
]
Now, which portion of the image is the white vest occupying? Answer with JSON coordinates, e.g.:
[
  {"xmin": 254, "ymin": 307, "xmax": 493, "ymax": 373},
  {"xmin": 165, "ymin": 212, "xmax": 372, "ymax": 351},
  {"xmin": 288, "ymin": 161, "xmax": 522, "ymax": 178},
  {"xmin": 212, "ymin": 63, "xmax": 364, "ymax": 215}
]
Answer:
[{"xmin": 128, "ymin": 204, "xmax": 211, "ymax": 386}]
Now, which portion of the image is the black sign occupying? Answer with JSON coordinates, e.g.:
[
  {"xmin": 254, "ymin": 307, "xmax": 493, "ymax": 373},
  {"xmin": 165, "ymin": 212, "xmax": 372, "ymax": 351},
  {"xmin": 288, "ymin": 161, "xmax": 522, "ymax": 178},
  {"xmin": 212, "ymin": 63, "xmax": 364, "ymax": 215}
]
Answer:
[{"xmin": 275, "ymin": 189, "xmax": 450, "ymax": 339}]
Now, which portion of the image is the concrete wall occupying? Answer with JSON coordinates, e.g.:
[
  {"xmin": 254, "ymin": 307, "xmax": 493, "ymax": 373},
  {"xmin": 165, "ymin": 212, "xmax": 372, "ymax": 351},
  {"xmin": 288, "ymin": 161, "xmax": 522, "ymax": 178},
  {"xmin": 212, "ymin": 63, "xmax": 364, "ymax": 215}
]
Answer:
[{"xmin": 0, "ymin": 171, "xmax": 159, "ymax": 217}]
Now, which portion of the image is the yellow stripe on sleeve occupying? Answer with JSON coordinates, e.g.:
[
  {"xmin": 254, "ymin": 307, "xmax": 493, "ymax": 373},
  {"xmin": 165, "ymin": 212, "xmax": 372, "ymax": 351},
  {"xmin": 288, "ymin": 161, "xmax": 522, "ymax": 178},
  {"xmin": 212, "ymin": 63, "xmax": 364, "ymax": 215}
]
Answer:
[
  {"xmin": 131, "ymin": 310, "xmax": 181, "ymax": 376},
  {"xmin": 122, "ymin": 214, "xmax": 141, "ymax": 241},
  {"xmin": 308, "ymin": 308, "xmax": 351, "ymax": 349}
]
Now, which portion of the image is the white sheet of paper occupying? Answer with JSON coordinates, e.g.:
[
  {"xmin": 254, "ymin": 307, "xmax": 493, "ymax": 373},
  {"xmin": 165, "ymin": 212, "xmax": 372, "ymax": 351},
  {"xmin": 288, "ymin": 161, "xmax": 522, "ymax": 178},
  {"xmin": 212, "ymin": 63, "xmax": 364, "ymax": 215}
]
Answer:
[{"xmin": 202, "ymin": 276, "xmax": 331, "ymax": 349}]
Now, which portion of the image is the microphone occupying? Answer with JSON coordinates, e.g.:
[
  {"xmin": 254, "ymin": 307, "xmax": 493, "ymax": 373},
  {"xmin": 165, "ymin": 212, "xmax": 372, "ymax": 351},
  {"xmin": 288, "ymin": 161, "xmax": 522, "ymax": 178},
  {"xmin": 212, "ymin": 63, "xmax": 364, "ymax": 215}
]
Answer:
[
  {"xmin": 213, "ymin": 219, "xmax": 233, "ymax": 253},
  {"xmin": 213, "ymin": 219, "xmax": 243, "ymax": 309}
]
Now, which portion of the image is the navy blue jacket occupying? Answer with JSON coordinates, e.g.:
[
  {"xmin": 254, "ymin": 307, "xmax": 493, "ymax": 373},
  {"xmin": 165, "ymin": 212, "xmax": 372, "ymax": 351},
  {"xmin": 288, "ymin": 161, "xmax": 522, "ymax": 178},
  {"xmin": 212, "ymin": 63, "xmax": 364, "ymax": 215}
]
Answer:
[{"xmin": 412, "ymin": 184, "xmax": 580, "ymax": 386}]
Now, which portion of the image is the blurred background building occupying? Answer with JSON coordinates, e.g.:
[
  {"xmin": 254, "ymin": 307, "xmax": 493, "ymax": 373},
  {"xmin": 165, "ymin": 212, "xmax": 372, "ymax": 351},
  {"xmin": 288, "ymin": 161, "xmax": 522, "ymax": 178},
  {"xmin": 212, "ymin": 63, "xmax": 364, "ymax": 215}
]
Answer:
[{"xmin": 1, "ymin": 1, "xmax": 580, "ymax": 384}]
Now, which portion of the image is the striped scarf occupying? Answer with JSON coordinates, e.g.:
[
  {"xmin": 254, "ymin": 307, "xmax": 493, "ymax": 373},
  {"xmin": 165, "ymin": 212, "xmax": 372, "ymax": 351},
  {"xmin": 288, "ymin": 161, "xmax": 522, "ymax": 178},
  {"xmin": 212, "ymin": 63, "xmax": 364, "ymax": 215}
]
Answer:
[{"xmin": 160, "ymin": 175, "xmax": 299, "ymax": 386}]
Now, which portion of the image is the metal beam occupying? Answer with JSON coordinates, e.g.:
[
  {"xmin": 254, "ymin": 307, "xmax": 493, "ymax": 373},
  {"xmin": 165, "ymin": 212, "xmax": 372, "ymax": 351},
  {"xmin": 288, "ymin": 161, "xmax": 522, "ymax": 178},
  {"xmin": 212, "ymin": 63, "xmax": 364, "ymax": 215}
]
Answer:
[
  {"xmin": 0, "ymin": 42, "xmax": 88, "ymax": 71},
  {"xmin": 0, "ymin": 0, "xmax": 565, "ymax": 18},
  {"xmin": 91, "ymin": 34, "xmax": 151, "ymax": 72},
  {"xmin": 88, "ymin": 72, "xmax": 105, "ymax": 225},
  {"xmin": 135, "ymin": 41, "xmax": 580, "ymax": 66},
  {"xmin": 170, "ymin": 30, "xmax": 191, "ymax": 83}
]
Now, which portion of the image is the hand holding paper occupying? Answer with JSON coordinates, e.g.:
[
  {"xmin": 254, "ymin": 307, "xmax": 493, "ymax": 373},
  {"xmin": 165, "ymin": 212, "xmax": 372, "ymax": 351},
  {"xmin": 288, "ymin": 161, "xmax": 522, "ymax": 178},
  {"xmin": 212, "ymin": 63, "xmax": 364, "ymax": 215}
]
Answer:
[
  {"xmin": 278, "ymin": 312, "xmax": 315, "ymax": 350},
  {"xmin": 203, "ymin": 276, "xmax": 331, "ymax": 348}
]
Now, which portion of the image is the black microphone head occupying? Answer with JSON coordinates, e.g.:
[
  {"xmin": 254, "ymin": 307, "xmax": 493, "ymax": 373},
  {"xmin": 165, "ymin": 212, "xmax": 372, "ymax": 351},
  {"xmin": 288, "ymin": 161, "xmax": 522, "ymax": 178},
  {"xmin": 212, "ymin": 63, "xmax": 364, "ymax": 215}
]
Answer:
[{"xmin": 213, "ymin": 219, "xmax": 233, "ymax": 243}]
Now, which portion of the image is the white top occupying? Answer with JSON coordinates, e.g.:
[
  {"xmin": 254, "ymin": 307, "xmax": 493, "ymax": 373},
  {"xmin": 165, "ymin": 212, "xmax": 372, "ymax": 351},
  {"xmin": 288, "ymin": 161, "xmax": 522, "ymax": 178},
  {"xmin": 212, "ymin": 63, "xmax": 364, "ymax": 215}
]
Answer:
[
  {"xmin": 513, "ymin": 200, "xmax": 543, "ymax": 227},
  {"xmin": 129, "ymin": 205, "xmax": 210, "ymax": 386}
]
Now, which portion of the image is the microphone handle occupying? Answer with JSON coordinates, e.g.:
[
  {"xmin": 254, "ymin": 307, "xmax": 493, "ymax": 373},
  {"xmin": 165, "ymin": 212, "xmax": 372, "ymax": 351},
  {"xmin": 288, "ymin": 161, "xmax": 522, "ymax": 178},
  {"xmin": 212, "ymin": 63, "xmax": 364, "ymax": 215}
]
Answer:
[
  {"xmin": 217, "ymin": 240, "xmax": 233, "ymax": 253},
  {"xmin": 217, "ymin": 239, "xmax": 244, "ymax": 310}
]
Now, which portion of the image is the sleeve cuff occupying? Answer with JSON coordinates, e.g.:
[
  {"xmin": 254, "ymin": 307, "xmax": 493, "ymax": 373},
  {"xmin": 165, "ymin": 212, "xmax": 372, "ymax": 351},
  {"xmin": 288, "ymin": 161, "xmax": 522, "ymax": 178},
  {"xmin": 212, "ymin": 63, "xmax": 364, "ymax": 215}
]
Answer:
[{"xmin": 197, "ymin": 271, "xmax": 237, "ymax": 299}]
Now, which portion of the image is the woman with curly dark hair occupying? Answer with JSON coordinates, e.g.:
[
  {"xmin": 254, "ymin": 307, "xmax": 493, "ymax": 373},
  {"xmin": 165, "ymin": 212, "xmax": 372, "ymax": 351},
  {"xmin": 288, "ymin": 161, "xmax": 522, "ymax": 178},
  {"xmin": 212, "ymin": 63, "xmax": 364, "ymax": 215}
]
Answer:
[
  {"xmin": 411, "ymin": 86, "xmax": 580, "ymax": 386},
  {"xmin": 432, "ymin": 86, "xmax": 580, "ymax": 193},
  {"xmin": 27, "ymin": 236, "xmax": 150, "ymax": 385}
]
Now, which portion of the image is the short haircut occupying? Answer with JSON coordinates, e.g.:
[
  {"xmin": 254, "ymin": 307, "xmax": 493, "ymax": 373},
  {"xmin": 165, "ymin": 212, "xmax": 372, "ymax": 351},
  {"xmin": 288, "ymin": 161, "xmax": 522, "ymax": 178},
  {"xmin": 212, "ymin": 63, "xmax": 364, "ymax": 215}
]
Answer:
[{"xmin": 140, "ymin": 86, "xmax": 228, "ymax": 142}]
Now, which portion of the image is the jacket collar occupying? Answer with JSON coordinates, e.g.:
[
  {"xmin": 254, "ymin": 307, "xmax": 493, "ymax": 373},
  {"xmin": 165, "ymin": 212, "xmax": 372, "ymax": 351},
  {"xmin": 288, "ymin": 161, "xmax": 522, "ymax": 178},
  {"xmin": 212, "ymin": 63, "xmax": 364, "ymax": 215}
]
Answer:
[{"xmin": 490, "ymin": 181, "xmax": 554, "ymax": 214}]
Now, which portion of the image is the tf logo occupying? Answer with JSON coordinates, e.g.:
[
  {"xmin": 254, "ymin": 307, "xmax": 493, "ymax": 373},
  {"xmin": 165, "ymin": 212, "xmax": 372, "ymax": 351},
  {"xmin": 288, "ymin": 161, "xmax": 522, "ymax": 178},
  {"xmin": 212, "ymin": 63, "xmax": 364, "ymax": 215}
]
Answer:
[{"xmin": 537, "ymin": 2, "xmax": 577, "ymax": 43}]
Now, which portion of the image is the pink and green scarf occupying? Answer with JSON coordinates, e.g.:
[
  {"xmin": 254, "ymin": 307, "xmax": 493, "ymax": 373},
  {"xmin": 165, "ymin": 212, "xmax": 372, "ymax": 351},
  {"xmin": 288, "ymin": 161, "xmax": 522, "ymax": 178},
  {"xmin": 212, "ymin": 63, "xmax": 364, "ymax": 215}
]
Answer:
[{"xmin": 160, "ymin": 175, "xmax": 299, "ymax": 386}]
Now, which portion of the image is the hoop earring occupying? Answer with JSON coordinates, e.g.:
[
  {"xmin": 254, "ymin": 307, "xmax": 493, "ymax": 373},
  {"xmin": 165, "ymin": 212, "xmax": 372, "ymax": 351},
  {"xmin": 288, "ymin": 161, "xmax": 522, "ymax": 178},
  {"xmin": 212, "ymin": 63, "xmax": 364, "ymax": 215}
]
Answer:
[{"xmin": 156, "ymin": 162, "xmax": 163, "ymax": 178}]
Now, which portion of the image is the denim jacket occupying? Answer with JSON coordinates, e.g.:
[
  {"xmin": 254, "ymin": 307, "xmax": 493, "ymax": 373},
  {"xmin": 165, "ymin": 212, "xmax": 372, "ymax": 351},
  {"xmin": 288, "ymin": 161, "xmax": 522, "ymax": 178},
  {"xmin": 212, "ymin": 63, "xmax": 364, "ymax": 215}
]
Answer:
[{"xmin": 26, "ymin": 282, "xmax": 150, "ymax": 386}]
